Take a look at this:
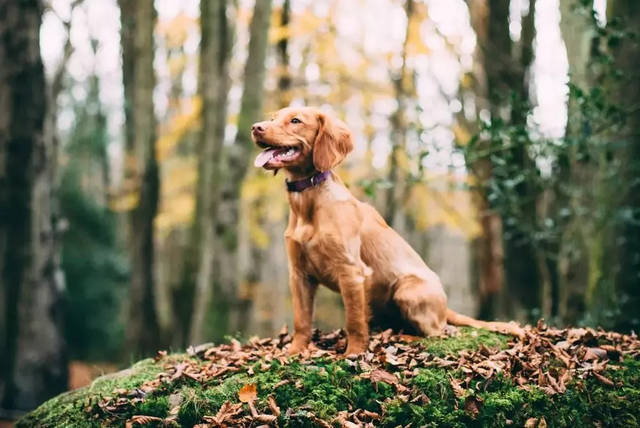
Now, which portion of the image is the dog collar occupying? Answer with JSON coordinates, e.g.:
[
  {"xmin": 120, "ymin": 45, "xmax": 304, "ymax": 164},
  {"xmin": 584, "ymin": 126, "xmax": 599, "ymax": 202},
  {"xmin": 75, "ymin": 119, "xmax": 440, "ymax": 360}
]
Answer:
[{"xmin": 286, "ymin": 170, "xmax": 330, "ymax": 192}]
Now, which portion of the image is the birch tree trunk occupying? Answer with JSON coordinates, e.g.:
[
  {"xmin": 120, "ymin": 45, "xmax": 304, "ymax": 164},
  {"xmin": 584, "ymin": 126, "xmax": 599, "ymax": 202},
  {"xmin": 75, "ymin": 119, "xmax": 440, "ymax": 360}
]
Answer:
[
  {"xmin": 0, "ymin": 0, "xmax": 67, "ymax": 411},
  {"xmin": 119, "ymin": 0, "xmax": 161, "ymax": 356}
]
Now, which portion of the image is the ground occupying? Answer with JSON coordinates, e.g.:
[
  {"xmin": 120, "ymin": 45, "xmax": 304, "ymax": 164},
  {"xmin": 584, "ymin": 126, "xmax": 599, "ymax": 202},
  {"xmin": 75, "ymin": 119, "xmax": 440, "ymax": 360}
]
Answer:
[{"xmin": 17, "ymin": 323, "xmax": 640, "ymax": 427}]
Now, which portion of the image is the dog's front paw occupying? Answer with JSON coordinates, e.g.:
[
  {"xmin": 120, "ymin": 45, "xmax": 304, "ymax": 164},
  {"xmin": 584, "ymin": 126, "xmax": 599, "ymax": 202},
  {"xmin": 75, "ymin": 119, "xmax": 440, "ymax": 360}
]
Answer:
[
  {"xmin": 287, "ymin": 338, "xmax": 310, "ymax": 355},
  {"xmin": 344, "ymin": 342, "xmax": 367, "ymax": 357}
]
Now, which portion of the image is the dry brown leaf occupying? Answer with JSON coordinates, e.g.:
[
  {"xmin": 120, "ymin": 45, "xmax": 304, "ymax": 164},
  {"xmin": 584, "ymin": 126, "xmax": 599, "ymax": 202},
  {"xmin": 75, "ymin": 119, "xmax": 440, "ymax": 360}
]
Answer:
[
  {"xmin": 463, "ymin": 395, "xmax": 483, "ymax": 419},
  {"xmin": 204, "ymin": 401, "xmax": 243, "ymax": 425},
  {"xmin": 253, "ymin": 414, "xmax": 278, "ymax": 423},
  {"xmin": 267, "ymin": 395, "xmax": 280, "ymax": 417},
  {"xmin": 154, "ymin": 350, "xmax": 167, "ymax": 362},
  {"xmin": 126, "ymin": 415, "xmax": 163, "ymax": 426},
  {"xmin": 369, "ymin": 369, "xmax": 398, "ymax": 386},
  {"xmin": 524, "ymin": 417, "xmax": 538, "ymax": 428},
  {"xmin": 592, "ymin": 371, "xmax": 615, "ymax": 387},
  {"xmin": 450, "ymin": 376, "xmax": 466, "ymax": 399}
]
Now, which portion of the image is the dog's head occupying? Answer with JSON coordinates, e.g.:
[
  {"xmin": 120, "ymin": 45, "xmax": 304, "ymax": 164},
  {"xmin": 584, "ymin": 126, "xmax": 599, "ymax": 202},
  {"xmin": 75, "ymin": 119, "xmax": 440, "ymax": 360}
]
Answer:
[{"xmin": 252, "ymin": 107, "xmax": 353, "ymax": 173}]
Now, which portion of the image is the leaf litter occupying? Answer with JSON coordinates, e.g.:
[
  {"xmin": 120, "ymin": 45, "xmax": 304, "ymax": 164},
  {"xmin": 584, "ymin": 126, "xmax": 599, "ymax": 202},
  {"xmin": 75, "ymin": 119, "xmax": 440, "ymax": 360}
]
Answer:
[{"xmin": 93, "ymin": 321, "xmax": 639, "ymax": 426}]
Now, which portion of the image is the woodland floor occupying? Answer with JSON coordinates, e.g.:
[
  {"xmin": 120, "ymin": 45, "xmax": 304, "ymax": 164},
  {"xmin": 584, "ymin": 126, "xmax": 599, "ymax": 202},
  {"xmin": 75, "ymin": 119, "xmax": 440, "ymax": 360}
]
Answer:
[{"xmin": 18, "ymin": 323, "xmax": 640, "ymax": 427}]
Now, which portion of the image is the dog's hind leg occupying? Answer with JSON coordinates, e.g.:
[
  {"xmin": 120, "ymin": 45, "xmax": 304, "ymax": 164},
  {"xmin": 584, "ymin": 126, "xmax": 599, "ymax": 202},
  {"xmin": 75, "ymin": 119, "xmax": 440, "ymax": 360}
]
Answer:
[{"xmin": 392, "ymin": 274, "xmax": 448, "ymax": 337}]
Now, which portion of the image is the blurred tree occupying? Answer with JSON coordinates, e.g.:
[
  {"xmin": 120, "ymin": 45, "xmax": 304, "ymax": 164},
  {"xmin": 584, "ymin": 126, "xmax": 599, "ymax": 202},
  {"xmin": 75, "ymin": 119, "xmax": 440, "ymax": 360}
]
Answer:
[
  {"xmin": 465, "ymin": 0, "xmax": 538, "ymax": 320},
  {"xmin": 609, "ymin": 0, "xmax": 640, "ymax": 332},
  {"xmin": 0, "ymin": 0, "xmax": 67, "ymax": 410},
  {"xmin": 384, "ymin": 0, "xmax": 415, "ymax": 230},
  {"xmin": 464, "ymin": 0, "xmax": 506, "ymax": 320},
  {"xmin": 219, "ymin": 0, "xmax": 273, "ymax": 332},
  {"xmin": 276, "ymin": 0, "xmax": 292, "ymax": 108},
  {"xmin": 557, "ymin": 0, "xmax": 597, "ymax": 323},
  {"xmin": 189, "ymin": 0, "xmax": 233, "ymax": 344},
  {"xmin": 154, "ymin": 12, "xmax": 200, "ymax": 345},
  {"xmin": 61, "ymin": 71, "xmax": 127, "ymax": 361},
  {"xmin": 118, "ymin": 0, "xmax": 161, "ymax": 356}
]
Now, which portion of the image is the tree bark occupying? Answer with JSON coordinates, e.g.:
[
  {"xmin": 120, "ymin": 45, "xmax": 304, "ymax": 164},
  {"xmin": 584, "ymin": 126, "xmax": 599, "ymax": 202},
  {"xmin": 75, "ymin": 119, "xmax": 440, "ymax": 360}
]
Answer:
[
  {"xmin": 277, "ymin": 0, "xmax": 292, "ymax": 107},
  {"xmin": 219, "ymin": 0, "xmax": 273, "ymax": 335},
  {"xmin": 0, "ymin": 0, "xmax": 67, "ymax": 411},
  {"xmin": 384, "ymin": 0, "xmax": 414, "ymax": 230},
  {"xmin": 465, "ymin": 0, "xmax": 506, "ymax": 320},
  {"xmin": 499, "ymin": 0, "xmax": 541, "ymax": 320},
  {"xmin": 557, "ymin": 0, "xmax": 596, "ymax": 323},
  {"xmin": 189, "ymin": 0, "xmax": 232, "ymax": 344},
  {"xmin": 609, "ymin": 0, "xmax": 640, "ymax": 332},
  {"xmin": 118, "ymin": 0, "xmax": 161, "ymax": 356}
]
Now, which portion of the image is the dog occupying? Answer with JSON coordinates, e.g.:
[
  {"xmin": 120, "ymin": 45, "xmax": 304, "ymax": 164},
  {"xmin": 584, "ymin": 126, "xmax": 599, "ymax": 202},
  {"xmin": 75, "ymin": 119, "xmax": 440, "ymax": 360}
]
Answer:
[{"xmin": 251, "ymin": 106, "xmax": 524, "ymax": 355}]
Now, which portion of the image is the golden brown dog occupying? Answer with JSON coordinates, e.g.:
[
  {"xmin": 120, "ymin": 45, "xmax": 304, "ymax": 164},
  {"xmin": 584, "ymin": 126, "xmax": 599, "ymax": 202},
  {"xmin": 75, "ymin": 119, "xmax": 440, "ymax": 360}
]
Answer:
[{"xmin": 252, "ymin": 107, "xmax": 523, "ymax": 356}]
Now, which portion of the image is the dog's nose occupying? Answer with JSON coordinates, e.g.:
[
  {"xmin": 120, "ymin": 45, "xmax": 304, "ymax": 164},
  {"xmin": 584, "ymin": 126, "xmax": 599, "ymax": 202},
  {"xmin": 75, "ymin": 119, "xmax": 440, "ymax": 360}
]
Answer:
[{"xmin": 251, "ymin": 123, "xmax": 264, "ymax": 134}]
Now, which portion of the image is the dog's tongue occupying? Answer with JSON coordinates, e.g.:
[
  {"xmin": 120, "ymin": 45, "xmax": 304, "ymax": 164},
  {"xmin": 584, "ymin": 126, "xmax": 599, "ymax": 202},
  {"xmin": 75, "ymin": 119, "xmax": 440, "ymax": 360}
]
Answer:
[{"xmin": 254, "ymin": 148, "xmax": 277, "ymax": 168}]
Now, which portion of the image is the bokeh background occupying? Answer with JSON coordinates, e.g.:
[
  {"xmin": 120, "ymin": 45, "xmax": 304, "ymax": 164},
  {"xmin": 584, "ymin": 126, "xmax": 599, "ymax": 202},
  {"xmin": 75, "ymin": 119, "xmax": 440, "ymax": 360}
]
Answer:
[{"xmin": 1, "ymin": 0, "xmax": 639, "ymax": 416}]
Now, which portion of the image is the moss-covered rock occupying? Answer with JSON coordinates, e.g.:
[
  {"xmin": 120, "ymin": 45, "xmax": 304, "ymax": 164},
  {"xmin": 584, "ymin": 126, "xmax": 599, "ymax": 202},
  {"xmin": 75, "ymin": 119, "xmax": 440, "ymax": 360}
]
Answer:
[{"xmin": 18, "ymin": 327, "xmax": 640, "ymax": 427}]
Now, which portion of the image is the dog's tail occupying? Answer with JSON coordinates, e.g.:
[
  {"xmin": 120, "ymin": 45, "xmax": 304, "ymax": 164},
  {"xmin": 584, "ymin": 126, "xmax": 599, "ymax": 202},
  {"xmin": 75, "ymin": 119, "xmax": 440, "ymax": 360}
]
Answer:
[{"xmin": 446, "ymin": 308, "xmax": 525, "ymax": 339}]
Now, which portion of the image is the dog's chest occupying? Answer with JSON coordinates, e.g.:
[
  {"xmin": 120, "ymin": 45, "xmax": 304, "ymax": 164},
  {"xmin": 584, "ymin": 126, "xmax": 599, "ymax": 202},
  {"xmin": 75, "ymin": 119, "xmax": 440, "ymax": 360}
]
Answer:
[{"xmin": 287, "ymin": 222, "xmax": 339, "ymax": 289}]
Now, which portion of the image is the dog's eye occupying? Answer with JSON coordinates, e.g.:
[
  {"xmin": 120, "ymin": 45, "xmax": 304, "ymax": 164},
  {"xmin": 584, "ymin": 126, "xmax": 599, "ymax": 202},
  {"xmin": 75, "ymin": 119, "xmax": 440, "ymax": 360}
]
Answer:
[{"xmin": 291, "ymin": 118, "xmax": 301, "ymax": 124}]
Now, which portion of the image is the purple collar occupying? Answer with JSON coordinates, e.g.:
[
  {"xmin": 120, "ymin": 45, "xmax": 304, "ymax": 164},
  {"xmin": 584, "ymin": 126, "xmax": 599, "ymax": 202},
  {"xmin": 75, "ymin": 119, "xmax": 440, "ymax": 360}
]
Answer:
[{"xmin": 286, "ymin": 170, "xmax": 331, "ymax": 192}]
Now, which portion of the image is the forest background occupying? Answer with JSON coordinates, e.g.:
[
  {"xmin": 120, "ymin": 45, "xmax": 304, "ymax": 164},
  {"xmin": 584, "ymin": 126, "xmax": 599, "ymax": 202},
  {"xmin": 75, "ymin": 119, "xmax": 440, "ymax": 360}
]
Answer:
[{"xmin": 1, "ymin": 0, "xmax": 639, "ymax": 415}]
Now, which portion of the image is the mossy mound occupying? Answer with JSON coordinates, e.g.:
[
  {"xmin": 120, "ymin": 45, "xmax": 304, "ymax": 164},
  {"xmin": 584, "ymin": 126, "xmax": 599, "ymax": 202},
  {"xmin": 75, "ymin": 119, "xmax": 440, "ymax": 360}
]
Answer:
[{"xmin": 18, "ymin": 325, "xmax": 640, "ymax": 427}]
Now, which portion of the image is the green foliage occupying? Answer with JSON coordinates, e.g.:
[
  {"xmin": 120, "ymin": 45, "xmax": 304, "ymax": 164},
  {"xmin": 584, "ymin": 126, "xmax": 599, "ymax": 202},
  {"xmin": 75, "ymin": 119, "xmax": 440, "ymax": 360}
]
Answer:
[{"xmin": 460, "ymin": 4, "xmax": 640, "ymax": 330}]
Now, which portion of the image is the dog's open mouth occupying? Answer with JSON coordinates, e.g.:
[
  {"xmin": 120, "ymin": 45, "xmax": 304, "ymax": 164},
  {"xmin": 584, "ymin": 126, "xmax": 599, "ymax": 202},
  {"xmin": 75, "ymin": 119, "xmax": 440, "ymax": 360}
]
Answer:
[{"xmin": 254, "ymin": 144, "xmax": 300, "ymax": 168}]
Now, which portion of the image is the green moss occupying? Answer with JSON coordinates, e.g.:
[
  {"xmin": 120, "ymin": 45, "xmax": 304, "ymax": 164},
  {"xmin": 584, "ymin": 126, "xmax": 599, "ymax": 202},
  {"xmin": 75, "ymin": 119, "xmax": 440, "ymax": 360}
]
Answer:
[
  {"xmin": 421, "ymin": 327, "xmax": 510, "ymax": 357},
  {"xmin": 17, "ymin": 330, "xmax": 640, "ymax": 428},
  {"xmin": 16, "ymin": 358, "xmax": 164, "ymax": 428}
]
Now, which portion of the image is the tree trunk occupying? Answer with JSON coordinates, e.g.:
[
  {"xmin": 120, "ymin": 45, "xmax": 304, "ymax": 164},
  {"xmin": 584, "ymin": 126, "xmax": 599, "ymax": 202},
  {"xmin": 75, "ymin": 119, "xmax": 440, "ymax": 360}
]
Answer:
[
  {"xmin": 0, "ymin": 0, "xmax": 67, "ymax": 411},
  {"xmin": 465, "ymin": 0, "xmax": 506, "ymax": 320},
  {"xmin": 557, "ymin": 0, "xmax": 596, "ymax": 323},
  {"xmin": 119, "ymin": 0, "xmax": 161, "ymax": 356},
  {"xmin": 610, "ymin": 0, "xmax": 640, "ymax": 332},
  {"xmin": 220, "ymin": 0, "xmax": 273, "ymax": 335},
  {"xmin": 499, "ymin": 0, "xmax": 540, "ymax": 321},
  {"xmin": 189, "ymin": 0, "xmax": 232, "ymax": 345},
  {"xmin": 384, "ymin": 0, "xmax": 414, "ymax": 230},
  {"xmin": 276, "ymin": 0, "xmax": 292, "ymax": 108}
]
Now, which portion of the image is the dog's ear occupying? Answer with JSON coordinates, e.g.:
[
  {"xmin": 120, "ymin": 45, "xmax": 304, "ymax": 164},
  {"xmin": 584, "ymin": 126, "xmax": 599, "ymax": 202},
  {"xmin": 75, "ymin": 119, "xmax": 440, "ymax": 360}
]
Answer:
[{"xmin": 313, "ymin": 112, "xmax": 354, "ymax": 172}]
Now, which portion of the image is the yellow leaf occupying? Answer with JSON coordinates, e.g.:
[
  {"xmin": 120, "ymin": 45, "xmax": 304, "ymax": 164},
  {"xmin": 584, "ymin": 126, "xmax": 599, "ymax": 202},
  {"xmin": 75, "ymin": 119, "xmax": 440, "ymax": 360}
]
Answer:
[
  {"xmin": 156, "ymin": 96, "xmax": 202, "ymax": 161},
  {"xmin": 453, "ymin": 124, "xmax": 472, "ymax": 145},
  {"xmin": 110, "ymin": 191, "xmax": 139, "ymax": 212}
]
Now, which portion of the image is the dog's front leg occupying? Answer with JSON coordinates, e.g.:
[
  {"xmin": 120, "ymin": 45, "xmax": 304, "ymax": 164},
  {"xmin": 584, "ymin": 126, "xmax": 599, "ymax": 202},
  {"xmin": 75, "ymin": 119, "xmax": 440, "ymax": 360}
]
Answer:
[
  {"xmin": 286, "ymin": 237, "xmax": 317, "ymax": 355},
  {"xmin": 338, "ymin": 265, "xmax": 369, "ymax": 356},
  {"xmin": 288, "ymin": 269, "xmax": 317, "ymax": 355}
]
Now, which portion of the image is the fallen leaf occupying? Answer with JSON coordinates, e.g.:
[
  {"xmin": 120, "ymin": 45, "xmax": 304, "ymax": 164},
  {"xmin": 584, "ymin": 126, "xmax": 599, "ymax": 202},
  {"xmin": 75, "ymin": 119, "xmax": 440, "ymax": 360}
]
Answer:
[
  {"xmin": 267, "ymin": 395, "xmax": 280, "ymax": 417},
  {"xmin": 592, "ymin": 371, "xmax": 615, "ymax": 387},
  {"xmin": 524, "ymin": 417, "xmax": 538, "ymax": 428},
  {"xmin": 238, "ymin": 383, "xmax": 258, "ymax": 403},
  {"xmin": 464, "ymin": 395, "xmax": 483, "ymax": 419},
  {"xmin": 369, "ymin": 369, "xmax": 398, "ymax": 386},
  {"xmin": 126, "ymin": 415, "xmax": 163, "ymax": 426},
  {"xmin": 450, "ymin": 376, "xmax": 466, "ymax": 398}
]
